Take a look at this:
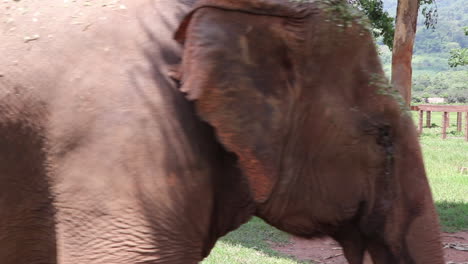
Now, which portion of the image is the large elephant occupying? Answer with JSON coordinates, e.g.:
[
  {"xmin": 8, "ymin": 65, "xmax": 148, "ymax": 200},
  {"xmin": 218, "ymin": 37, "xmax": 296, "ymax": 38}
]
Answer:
[{"xmin": 0, "ymin": 0, "xmax": 444, "ymax": 263}]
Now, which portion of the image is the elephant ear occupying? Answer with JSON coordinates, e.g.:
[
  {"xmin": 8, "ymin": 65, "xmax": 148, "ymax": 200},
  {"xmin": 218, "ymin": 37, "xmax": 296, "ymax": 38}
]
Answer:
[{"xmin": 174, "ymin": 0, "xmax": 308, "ymax": 203}]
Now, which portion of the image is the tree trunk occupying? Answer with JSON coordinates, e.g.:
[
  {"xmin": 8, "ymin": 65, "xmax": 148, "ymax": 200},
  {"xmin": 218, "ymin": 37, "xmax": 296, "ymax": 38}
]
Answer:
[{"xmin": 391, "ymin": 0, "xmax": 420, "ymax": 106}]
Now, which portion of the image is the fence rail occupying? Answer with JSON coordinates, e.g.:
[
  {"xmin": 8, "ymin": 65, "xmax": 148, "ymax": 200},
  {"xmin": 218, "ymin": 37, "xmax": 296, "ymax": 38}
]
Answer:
[{"xmin": 411, "ymin": 105, "xmax": 468, "ymax": 141}]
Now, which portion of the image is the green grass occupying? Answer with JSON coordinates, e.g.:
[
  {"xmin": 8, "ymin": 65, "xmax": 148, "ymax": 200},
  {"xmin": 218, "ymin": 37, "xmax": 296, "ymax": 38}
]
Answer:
[
  {"xmin": 413, "ymin": 111, "xmax": 468, "ymax": 232},
  {"xmin": 204, "ymin": 111, "xmax": 467, "ymax": 263},
  {"xmin": 203, "ymin": 217, "xmax": 305, "ymax": 264}
]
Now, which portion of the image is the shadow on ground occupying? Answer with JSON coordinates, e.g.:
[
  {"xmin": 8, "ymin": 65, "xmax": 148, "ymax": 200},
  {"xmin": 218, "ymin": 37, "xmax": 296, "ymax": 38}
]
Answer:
[
  {"xmin": 436, "ymin": 201, "xmax": 468, "ymax": 233},
  {"xmin": 203, "ymin": 217, "xmax": 306, "ymax": 263}
]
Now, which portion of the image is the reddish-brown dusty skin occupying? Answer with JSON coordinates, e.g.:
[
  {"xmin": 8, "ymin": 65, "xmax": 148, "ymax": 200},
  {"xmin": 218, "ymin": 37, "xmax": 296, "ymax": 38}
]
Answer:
[
  {"xmin": 0, "ymin": 0, "xmax": 446, "ymax": 262},
  {"xmin": 272, "ymin": 232, "xmax": 468, "ymax": 264}
]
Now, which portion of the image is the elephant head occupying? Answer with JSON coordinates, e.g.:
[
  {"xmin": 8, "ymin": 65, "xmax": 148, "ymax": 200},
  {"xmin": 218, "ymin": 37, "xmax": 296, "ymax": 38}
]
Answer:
[{"xmin": 174, "ymin": 0, "xmax": 444, "ymax": 263}]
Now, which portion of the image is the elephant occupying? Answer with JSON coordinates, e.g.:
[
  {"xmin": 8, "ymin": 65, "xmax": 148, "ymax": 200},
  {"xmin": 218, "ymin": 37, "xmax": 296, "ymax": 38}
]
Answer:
[{"xmin": 0, "ymin": 0, "xmax": 444, "ymax": 263}]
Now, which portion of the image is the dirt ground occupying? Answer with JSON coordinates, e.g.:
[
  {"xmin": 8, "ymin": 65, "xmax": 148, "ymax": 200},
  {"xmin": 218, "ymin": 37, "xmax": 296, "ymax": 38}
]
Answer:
[{"xmin": 272, "ymin": 232, "xmax": 468, "ymax": 264}]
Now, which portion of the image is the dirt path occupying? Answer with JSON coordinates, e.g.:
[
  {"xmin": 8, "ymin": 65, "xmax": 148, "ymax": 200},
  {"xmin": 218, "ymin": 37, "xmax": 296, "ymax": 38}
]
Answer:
[{"xmin": 272, "ymin": 232, "xmax": 468, "ymax": 264}]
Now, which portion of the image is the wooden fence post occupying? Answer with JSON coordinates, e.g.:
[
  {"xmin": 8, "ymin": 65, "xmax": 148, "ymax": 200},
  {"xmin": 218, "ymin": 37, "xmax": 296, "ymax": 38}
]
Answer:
[
  {"xmin": 426, "ymin": 111, "xmax": 431, "ymax": 128},
  {"xmin": 457, "ymin": 112, "xmax": 462, "ymax": 132},
  {"xmin": 418, "ymin": 110, "xmax": 424, "ymax": 134},
  {"xmin": 446, "ymin": 112, "xmax": 450, "ymax": 129},
  {"xmin": 442, "ymin": 112, "xmax": 448, "ymax": 139},
  {"xmin": 466, "ymin": 112, "xmax": 468, "ymax": 141},
  {"xmin": 411, "ymin": 105, "xmax": 468, "ymax": 140}
]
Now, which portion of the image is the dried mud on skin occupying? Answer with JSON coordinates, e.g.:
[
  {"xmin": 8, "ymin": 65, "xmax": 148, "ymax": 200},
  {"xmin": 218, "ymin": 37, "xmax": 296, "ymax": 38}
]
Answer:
[{"xmin": 271, "ymin": 232, "xmax": 468, "ymax": 264}]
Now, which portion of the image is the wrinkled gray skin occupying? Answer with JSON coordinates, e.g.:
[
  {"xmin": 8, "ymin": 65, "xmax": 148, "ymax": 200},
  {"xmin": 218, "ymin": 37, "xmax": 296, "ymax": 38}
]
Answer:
[
  {"xmin": 0, "ymin": 0, "xmax": 444, "ymax": 263},
  {"xmin": 1, "ymin": 0, "xmax": 254, "ymax": 263}
]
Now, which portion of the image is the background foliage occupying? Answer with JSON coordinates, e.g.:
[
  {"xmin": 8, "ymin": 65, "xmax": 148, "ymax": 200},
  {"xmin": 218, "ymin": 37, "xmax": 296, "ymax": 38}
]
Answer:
[{"xmin": 379, "ymin": 0, "xmax": 467, "ymax": 103}]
